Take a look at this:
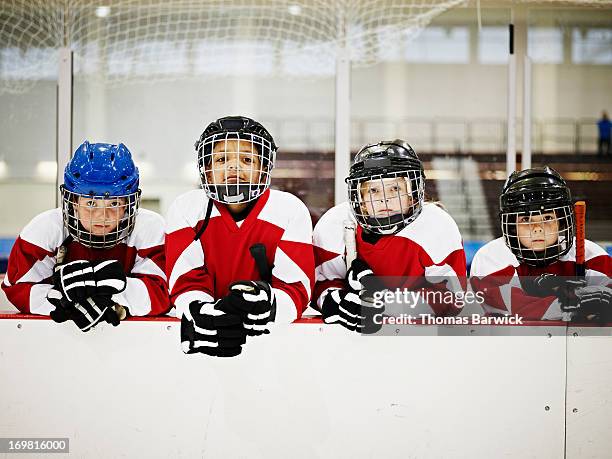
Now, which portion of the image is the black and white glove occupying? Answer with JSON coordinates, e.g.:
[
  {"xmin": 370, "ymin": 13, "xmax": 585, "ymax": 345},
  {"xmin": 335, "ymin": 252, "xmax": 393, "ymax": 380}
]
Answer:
[
  {"xmin": 321, "ymin": 258, "xmax": 385, "ymax": 333},
  {"xmin": 181, "ymin": 299, "xmax": 248, "ymax": 357},
  {"xmin": 521, "ymin": 273, "xmax": 585, "ymax": 305},
  {"xmin": 321, "ymin": 288, "xmax": 384, "ymax": 334},
  {"xmin": 346, "ymin": 258, "xmax": 380, "ymax": 293},
  {"xmin": 47, "ymin": 287, "xmax": 120, "ymax": 332},
  {"xmin": 225, "ymin": 281, "xmax": 275, "ymax": 336},
  {"xmin": 570, "ymin": 286, "xmax": 612, "ymax": 323},
  {"xmin": 53, "ymin": 259, "xmax": 126, "ymax": 302},
  {"xmin": 91, "ymin": 260, "xmax": 127, "ymax": 297}
]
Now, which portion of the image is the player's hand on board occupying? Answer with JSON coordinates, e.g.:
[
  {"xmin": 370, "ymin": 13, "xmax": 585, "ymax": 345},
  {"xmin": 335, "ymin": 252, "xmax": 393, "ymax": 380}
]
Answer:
[
  {"xmin": 48, "ymin": 288, "xmax": 120, "ymax": 332},
  {"xmin": 321, "ymin": 288, "xmax": 384, "ymax": 334},
  {"xmin": 345, "ymin": 258, "xmax": 376, "ymax": 292},
  {"xmin": 90, "ymin": 260, "xmax": 127, "ymax": 297},
  {"xmin": 53, "ymin": 260, "xmax": 96, "ymax": 302},
  {"xmin": 521, "ymin": 273, "xmax": 585, "ymax": 305},
  {"xmin": 571, "ymin": 285, "xmax": 612, "ymax": 323},
  {"xmin": 226, "ymin": 280, "xmax": 276, "ymax": 336},
  {"xmin": 53, "ymin": 259, "xmax": 126, "ymax": 303},
  {"xmin": 181, "ymin": 299, "xmax": 247, "ymax": 357}
]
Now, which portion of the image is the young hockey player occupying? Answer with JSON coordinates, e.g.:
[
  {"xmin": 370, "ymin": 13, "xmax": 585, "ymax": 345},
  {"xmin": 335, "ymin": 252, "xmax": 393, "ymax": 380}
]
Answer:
[
  {"xmin": 313, "ymin": 139, "xmax": 467, "ymax": 332},
  {"xmin": 165, "ymin": 116, "xmax": 314, "ymax": 357},
  {"xmin": 1, "ymin": 141, "xmax": 169, "ymax": 331},
  {"xmin": 470, "ymin": 167, "xmax": 611, "ymax": 321}
]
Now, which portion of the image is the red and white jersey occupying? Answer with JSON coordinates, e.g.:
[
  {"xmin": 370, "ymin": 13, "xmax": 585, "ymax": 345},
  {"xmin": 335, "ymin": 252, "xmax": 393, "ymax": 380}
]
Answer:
[
  {"xmin": 165, "ymin": 188, "xmax": 314, "ymax": 323},
  {"xmin": 470, "ymin": 237, "xmax": 612, "ymax": 320},
  {"xmin": 313, "ymin": 202, "xmax": 467, "ymax": 316},
  {"xmin": 1, "ymin": 208, "xmax": 169, "ymax": 316}
]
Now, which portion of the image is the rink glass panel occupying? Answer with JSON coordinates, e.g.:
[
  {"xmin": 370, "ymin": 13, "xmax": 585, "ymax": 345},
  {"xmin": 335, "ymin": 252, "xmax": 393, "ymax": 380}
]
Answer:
[
  {"xmin": 70, "ymin": 3, "xmax": 335, "ymax": 223},
  {"xmin": 0, "ymin": 10, "xmax": 58, "ymax": 246},
  {"xmin": 528, "ymin": 8, "xmax": 612, "ymax": 242}
]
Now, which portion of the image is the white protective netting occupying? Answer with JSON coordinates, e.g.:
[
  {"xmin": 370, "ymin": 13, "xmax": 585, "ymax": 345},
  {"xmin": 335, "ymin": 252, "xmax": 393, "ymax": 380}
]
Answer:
[{"xmin": 0, "ymin": 0, "xmax": 610, "ymax": 94}]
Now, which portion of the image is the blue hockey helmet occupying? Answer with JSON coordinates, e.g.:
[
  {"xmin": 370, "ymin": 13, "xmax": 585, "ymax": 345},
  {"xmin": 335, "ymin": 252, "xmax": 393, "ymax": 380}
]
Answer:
[
  {"xmin": 61, "ymin": 141, "xmax": 141, "ymax": 249},
  {"xmin": 64, "ymin": 141, "xmax": 139, "ymax": 196}
]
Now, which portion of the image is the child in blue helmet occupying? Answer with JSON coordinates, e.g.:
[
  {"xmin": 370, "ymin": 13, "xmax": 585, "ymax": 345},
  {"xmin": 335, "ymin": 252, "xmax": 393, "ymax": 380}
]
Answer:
[{"xmin": 2, "ymin": 141, "xmax": 170, "ymax": 331}]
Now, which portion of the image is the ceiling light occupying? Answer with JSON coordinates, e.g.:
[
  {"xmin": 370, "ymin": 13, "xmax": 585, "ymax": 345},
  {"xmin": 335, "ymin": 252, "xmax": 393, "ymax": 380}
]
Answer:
[{"xmin": 95, "ymin": 6, "xmax": 111, "ymax": 18}]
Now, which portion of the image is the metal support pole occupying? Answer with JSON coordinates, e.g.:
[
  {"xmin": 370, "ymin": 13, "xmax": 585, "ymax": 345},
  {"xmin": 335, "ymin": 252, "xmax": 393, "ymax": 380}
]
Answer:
[
  {"xmin": 574, "ymin": 122, "xmax": 580, "ymax": 156},
  {"xmin": 506, "ymin": 23, "xmax": 516, "ymax": 177},
  {"xmin": 334, "ymin": 16, "xmax": 351, "ymax": 205},
  {"xmin": 522, "ymin": 56, "xmax": 532, "ymax": 169},
  {"xmin": 56, "ymin": 47, "xmax": 73, "ymax": 207}
]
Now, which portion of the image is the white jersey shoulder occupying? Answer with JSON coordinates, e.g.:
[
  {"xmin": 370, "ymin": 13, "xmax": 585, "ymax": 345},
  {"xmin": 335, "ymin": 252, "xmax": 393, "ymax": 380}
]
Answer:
[
  {"xmin": 398, "ymin": 203, "xmax": 463, "ymax": 264},
  {"xmin": 313, "ymin": 201, "xmax": 353, "ymax": 256},
  {"xmin": 559, "ymin": 238, "xmax": 608, "ymax": 262},
  {"xmin": 166, "ymin": 189, "xmax": 221, "ymax": 234},
  {"xmin": 471, "ymin": 238, "xmax": 608, "ymax": 279},
  {"xmin": 470, "ymin": 237, "xmax": 518, "ymax": 278},
  {"xmin": 126, "ymin": 208, "xmax": 166, "ymax": 249},
  {"xmin": 19, "ymin": 208, "xmax": 68, "ymax": 253},
  {"xmin": 258, "ymin": 189, "xmax": 311, "ymax": 230}
]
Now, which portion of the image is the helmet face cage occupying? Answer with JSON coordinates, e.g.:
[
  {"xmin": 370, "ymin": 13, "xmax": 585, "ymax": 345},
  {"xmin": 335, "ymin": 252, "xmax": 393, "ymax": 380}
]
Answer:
[
  {"xmin": 501, "ymin": 205, "xmax": 574, "ymax": 266},
  {"xmin": 197, "ymin": 132, "xmax": 275, "ymax": 204},
  {"xmin": 348, "ymin": 168, "xmax": 425, "ymax": 235},
  {"xmin": 61, "ymin": 186, "xmax": 141, "ymax": 249}
]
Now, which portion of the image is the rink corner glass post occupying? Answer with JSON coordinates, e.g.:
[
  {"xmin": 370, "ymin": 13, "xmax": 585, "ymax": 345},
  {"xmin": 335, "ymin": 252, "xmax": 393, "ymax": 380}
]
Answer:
[
  {"xmin": 507, "ymin": 5, "xmax": 529, "ymax": 177},
  {"xmin": 506, "ymin": 15, "xmax": 517, "ymax": 178},
  {"xmin": 334, "ymin": 8, "xmax": 351, "ymax": 206},
  {"xmin": 56, "ymin": 47, "xmax": 73, "ymax": 208},
  {"xmin": 56, "ymin": 3, "xmax": 73, "ymax": 207},
  {"xmin": 516, "ymin": 5, "xmax": 532, "ymax": 171},
  {"xmin": 522, "ymin": 53, "xmax": 532, "ymax": 171}
]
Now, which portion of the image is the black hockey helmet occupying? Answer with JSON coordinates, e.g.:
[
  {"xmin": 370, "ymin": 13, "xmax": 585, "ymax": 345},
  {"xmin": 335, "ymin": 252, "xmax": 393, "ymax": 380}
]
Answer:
[
  {"xmin": 500, "ymin": 166, "xmax": 574, "ymax": 266},
  {"xmin": 346, "ymin": 139, "xmax": 425, "ymax": 235},
  {"xmin": 195, "ymin": 116, "xmax": 277, "ymax": 204}
]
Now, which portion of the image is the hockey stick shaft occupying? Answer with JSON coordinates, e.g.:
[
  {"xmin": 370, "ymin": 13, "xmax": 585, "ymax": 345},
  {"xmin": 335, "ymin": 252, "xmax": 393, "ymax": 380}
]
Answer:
[
  {"xmin": 343, "ymin": 220, "xmax": 357, "ymax": 270},
  {"xmin": 249, "ymin": 243, "xmax": 272, "ymax": 283},
  {"xmin": 574, "ymin": 201, "xmax": 586, "ymax": 277},
  {"xmin": 249, "ymin": 243, "xmax": 275, "ymax": 321}
]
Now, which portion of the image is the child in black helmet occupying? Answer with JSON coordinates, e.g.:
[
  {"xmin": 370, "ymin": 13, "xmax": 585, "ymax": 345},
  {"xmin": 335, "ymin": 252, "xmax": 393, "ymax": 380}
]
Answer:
[
  {"xmin": 165, "ymin": 116, "xmax": 314, "ymax": 357},
  {"xmin": 470, "ymin": 167, "xmax": 611, "ymax": 321}
]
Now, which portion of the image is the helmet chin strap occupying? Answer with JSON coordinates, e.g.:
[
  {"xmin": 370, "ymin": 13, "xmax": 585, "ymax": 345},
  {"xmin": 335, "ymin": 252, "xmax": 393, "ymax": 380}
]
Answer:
[
  {"xmin": 210, "ymin": 183, "xmax": 264, "ymax": 204},
  {"xmin": 222, "ymin": 191, "xmax": 246, "ymax": 204},
  {"xmin": 375, "ymin": 225, "xmax": 401, "ymax": 236},
  {"xmin": 363, "ymin": 213, "xmax": 406, "ymax": 235}
]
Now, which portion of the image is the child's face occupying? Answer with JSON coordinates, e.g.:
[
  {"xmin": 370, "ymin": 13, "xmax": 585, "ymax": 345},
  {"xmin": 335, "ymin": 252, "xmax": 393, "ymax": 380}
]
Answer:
[
  {"xmin": 76, "ymin": 197, "xmax": 127, "ymax": 236},
  {"xmin": 205, "ymin": 139, "xmax": 261, "ymax": 186},
  {"xmin": 516, "ymin": 211, "xmax": 559, "ymax": 251},
  {"xmin": 360, "ymin": 177, "xmax": 413, "ymax": 218}
]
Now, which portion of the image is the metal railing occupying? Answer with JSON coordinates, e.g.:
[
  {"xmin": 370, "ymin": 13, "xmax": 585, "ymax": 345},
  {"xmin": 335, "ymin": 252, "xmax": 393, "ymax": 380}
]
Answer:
[{"xmin": 263, "ymin": 116, "xmax": 601, "ymax": 154}]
